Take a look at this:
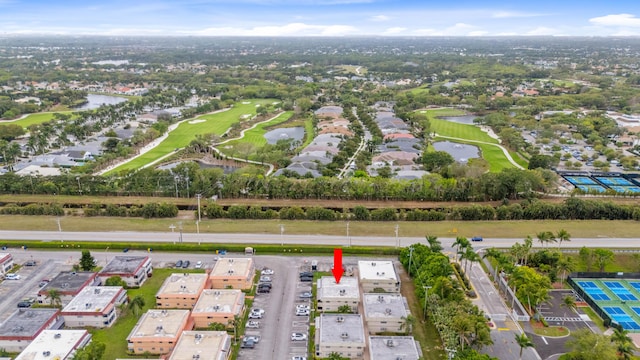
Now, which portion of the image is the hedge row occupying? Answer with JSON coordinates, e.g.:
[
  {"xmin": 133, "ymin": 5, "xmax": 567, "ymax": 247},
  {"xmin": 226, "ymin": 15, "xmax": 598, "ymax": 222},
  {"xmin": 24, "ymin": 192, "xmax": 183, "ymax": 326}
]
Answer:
[
  {"xmin": 77, "ymin": 202, "xmax": 177, "ymax": 219},
  {"xmin": 0, "ymin": 203, "xmax": 64, "ymax": 216}
]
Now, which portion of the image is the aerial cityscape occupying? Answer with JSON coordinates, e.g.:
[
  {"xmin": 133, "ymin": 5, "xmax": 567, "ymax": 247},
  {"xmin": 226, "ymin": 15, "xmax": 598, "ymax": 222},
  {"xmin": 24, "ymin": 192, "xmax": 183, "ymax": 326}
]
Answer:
[{"xmin": 2, "ymin": 4, "xmax": 640, "ymax": 360}]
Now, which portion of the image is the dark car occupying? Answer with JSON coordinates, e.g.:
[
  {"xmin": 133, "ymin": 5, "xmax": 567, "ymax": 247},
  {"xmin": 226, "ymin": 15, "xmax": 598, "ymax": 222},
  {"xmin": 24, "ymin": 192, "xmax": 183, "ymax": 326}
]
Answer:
[
  {"xmin": 300, "ymin": 276, "xmax": 313, "ymax": 282},
  {"xmin": 182, "ymin": 260, "xmax": 190, "ymax": 268},
  {"xmin": 175, "ymin": 260, "xmax": 183, "ymax": 268},
  {"xmin": 17, "ymin": 301, "xmax": 32, "ymax": 308},
  {"xmin": 471, "ymin": 236, "xmax": 483, "ymax": 242},
  {"xmin": 240, "ymin": 339, "xmax": 255, "ymax": 349},
  {"xmin": 299, "ymin": 271, "xmax": 313, "ymax": 278},
  {"xmin": 258, "ymin": 283, "xmax": 272, "ymax": 289},
  {"xmin": 24, "ymin": 260, "xmax": 37, "ymax": 266},
  {"xmin": 257, "ymin": 287, "xmax": 271, "ymax": 293}
]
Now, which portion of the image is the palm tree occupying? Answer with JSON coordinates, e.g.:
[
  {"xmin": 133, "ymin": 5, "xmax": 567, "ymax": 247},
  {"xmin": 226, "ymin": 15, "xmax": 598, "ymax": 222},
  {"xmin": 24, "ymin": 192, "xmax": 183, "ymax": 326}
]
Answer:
[
  {"xmin": 556, "ymin": 229, "xmax": 571, "ymax": 249},
  {"xmin": 515, "ymin": 333, "xmax": 534, "ymax": 360},
  {"xmin": 46, "ymin": 289, "xmax": 62, "ymax": 308},
  {"xmin": 399, "ymin": 314, "xmax": 416, "ymax": 335},
  {"xmin": 426, "ymin": 235, "xmax": 443, "ymax": 252},
  {"xmin": 611, "ymin": 328, "xmax": 633, "ymax": 360},
  {"xmin": 453, "ymin": 236, "xmax": 469, "ymax": 262},
  {"xmin": 536, "ymin": 231, "xmax": 549, "ymax": 247},
  {"xmin": 523, "ymin": 236, "xmax": 533, "ymax": 266},
  {"xmin": 465, "ymin": 247, "xmax": 480, "ymax": 275},
  {"xmin": 128, "ymin": 295, "xmax": 146, "ymax": 317},
  {"xmin": 560, "ymin": 295, "xmax": 577, "ymax": 326},
  {"xmin": 557, "ymin": 257, "xmax": 576, "ymax": 285}
]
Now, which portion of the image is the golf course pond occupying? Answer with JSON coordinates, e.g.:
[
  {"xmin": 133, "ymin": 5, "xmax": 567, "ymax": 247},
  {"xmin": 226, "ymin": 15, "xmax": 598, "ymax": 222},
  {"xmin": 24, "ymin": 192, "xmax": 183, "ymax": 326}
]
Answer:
[
  {"xmin": 438, "ymin": 115, "xmax": 479, "ymax": 125},
  {"xmin": 75, "ymin": 94, "xmax": 128, "ymax": 110},
  {"xmin": 264, "ymin": 127, "xmax": 305, "ymax": 145},
  {"xmin": 432, "ymin": 141, "xmax": 480, "ymax": 163}
]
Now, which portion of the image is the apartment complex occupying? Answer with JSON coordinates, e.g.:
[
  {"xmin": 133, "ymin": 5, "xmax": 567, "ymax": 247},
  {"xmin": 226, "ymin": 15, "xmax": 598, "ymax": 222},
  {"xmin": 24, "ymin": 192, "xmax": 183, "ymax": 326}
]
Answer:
[
  {"xmin": 37, "ymin": 271, "xmax": 99, "ymax": 306},
  {"xmin": 369, "ymin": 336, "xmax": 421, "ymax": 360},
  {"xmin": 14, "ymin": 330, "xmax": 91, "ymax": 360},
  {"xmin": 315, "ymin": 314, "xmax": 366, "ymax": 359},
  {"xmin": 168, "ymin": 331, "xmax": 231, "ymax": 360},
  {"xmin": 156, "ymin": 273, "xmax": 209, "ymax": 309},
  {"xmin": 191, "ymin": 289, "xmax": 245, "ymax": 329},
  {"xmin": 0, "ymin": 309, "xmax": 62, "ymax": 352},
  {"xmin": 317, "ymin": 276, "xmax": 360, "ymax": 312},
  {"xmin": 358, "ymin": 261, "xmax": 400, "ymax": 293},
  {"xmin": 127, "ymin": 309, "xmax": 192, "ymax": 355},
  {"xmin": 97, "ymin": 255, "xmax": 153, "ymax": 287},
  {"xmin": 362, "ymin": 294, "xmax": 410, "ymax": 334},
  {"xmin": 61, "ymin": 286, "xmax": 127, "ymax": 328},
  {"xmin": 209, "ymin": 258, "xmax": 255, "ymax": 290}
]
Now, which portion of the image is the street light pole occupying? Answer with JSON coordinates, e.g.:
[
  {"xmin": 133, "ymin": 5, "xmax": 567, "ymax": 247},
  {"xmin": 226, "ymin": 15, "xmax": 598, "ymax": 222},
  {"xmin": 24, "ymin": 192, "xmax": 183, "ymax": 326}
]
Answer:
[
  {"xmin": 395, "ymin": 224, "xmax": 399, "ymax": 248},
  {"xmin": 408, "ymin": 246, "xmax": 414, "ymax": 276},
  {"xmin": 75, "ymin": 176, "xmax": 82, "ymax": 194},
  {"xmin": 346, "ymin": 221, "xmax": 351, "ymax": 247},
  {"xmin": 423, "ymin": 286, "xmax": 432, "ymax": 320},
  {"xmin": 196, "ymin": 193, "xmax": 202, "ymax": 222},
  {"xmin": 279, "ymin": 224, "xmax": 284, "ymax": 246}
]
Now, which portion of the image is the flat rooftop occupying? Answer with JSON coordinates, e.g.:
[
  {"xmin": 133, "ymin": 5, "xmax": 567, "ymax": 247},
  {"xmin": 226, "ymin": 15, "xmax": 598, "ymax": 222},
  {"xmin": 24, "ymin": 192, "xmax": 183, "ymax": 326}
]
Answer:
[
  {"xmin": 369, "ymin": 336, "xmax": 420, "ymax": 360},
  {"xmin": 128, "ymin": 310, "xmax": 190, "ymax": 340},
  {"xmin": 169, "ymin": 331, "xmax": 231, "ymax": 360},
  {"xmin": 100, "ymin": 256, "xmax": 149, "ymax": 274},
  {"xmin": 62, "ymin": 286, "xmax": 124, "ymax": 313},
  {"xmin": 210, "ymin": 258, "xmax": 253, "ymax": 277},
  {"xmin": 0, "ymin": 309, "xmax": 59, "ymax": 338},
  {"xmin": 358, "ymin": 261, "xmax": 398, "ymax": 281},
  {"xmin": 15, "ymin": 330, "xmax": 89, "ymax": 360},
  {"xmin": 363, "ymin": 294, "xmax": 409, "ymax": 318},
  {"xmin": 318, "ymin": 314, "xmax": 365, "ymax": 344},
  {"xmin": 193, "ymin": 289, "xmax": 244, "ymax": 314},
  {"xmin": 317, "ymin": 276, "xmax": 359, "ymax": 299},
  {"xmin": 42, "ymin": 271, "xmax": 95, "ymax": 293},
  {"xmin": 158, "ymin": 273, "xmax": 208, "ymax": 295}
]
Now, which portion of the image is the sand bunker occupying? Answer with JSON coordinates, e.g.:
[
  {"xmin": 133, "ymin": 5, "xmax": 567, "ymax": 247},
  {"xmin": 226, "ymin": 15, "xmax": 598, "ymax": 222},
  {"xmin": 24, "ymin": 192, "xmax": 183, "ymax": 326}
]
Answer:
[
  {"xmin": 188, "ymin": 119, "xmax": 206, "ymax": 124},
  {"xmin": 242, "ymin": 101, "xmax": 251, "ymax": 104}
]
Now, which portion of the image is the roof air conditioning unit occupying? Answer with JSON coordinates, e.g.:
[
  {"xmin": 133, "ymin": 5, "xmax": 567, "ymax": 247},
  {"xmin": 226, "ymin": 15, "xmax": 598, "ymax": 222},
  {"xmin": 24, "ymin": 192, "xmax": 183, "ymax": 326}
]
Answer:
[
  {"xmin": 341, "ymin": 332, "xmax": 349, "ymax": 339},
  {"xmin": 43, "ymin": 351, "xmax": 51, "ymax": 356},
  {"xmin": 336, "ymin": 316, "xmax": 344, "ymax": 322},
  {"xmin": 387, "ymin": 340, "xmax": 395, "ymax": 347},
  {"xmin": 54, "ymin": 333, "xmax": 61, "ymax": 339}
]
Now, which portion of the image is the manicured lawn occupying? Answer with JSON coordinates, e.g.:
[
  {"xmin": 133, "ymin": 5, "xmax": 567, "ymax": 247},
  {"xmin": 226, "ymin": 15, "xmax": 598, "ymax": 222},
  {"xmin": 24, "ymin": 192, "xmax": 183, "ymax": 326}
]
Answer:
[
  {"xmin": 418, "ymin": 108, "xmax": 466, "ymax": 117},
  {"xmin": 432, "ymin": 136, "xmax": 517, "ymax": 172},
  {"xmin": 429, "ymin": 117, "xmax": 498, "ymax": 144},
  {"xmin": 6, "ymin": 111, "xmax": 75, "ymax": 128},
  {"xmin": 530, "ymin": 322, "xmax": 570, "ymax": 337},
  {"xmin": 224, "ymin": 111, "xmax": 294, "ymax": 149},
  {"xmin": 107, "ymin": 99, "xmax": 278, "ymax": 173},
  {"xmin": 90, "ymin": 268, "xmax": 205, "ymax": 359},
  {"xmin": 509, "ymin": 150, "xmax": 530, "ymax": 168}
]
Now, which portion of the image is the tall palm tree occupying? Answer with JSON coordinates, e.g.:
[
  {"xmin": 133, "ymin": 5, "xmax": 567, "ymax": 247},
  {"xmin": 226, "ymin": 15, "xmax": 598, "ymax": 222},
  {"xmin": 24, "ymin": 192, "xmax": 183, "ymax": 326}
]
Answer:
[
  {"xmin": 399, "ymin": 314, "xmax": 416, "ymax": 335},
  {"xmin": 426, "ymin": 235, "xmax": 443, "ymax": 252},
  {"xmin": 515, "ymin": 333, "xmax": 534, "ymax": 360},
  {"xmin": 556, "ymin": 229, "xmax": 571, "ymax": 249},
  {"xmin": 611, "ymin": 328, "xmax": 633, "ymax": 360},
  {"xmin": 46, "ymin": 289, "xmax": 62, "ymax": 308},
  {"xmin": 453, "ymin": 236, "xmax": 469, "ymax": 262},
  {"xmin": 536, "ymin": 231, "xmax": 549, "ymax": 247},
  {"xmin": 561, "ymin": 295, "xmax": 577, "ymax": 326},
  {"xmin": 128, "ymin": 295, "xmax": 146, "ymax": 317},
  {"xmin": 523, "ymin": 236, "xmax": 533, "ymax": 266},
  {"xmin": 465, "ymin": 247, "xmax": 480, "ymax": 275},
  {"xmin": 557, "ymin": 257, "xmax": 576, "ymax": 285}
]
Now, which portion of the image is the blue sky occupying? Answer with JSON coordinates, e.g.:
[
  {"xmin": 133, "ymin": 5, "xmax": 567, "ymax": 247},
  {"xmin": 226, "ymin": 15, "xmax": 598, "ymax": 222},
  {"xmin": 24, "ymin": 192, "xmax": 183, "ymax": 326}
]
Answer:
[{"xmin": 1, "ymin": 0, "xmax": 639, "ymax": 36}]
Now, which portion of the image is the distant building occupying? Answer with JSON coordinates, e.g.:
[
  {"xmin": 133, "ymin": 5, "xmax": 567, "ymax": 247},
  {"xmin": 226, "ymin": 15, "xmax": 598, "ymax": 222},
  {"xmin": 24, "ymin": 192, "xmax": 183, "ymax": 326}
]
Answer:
[
  {"xmin": 97, "ymin": 256, "xmax": 152, "ymax": 287},
  {"xmin": 362, "ymin": 294, "xmax": 410, "ymax": 334},
  {"xmin": 317, "ymin": 276, "xmax": 360, "ymax": 312},
  {"xmin": 358, "ymin": 261, "xmax": 400, "ymax": 293},
  {"xmin": 0, "ymin": 309, "xmax": 62, "ymax": 352},
  {"xmin": 209, "ymin": 258, "xmax": 255, "ymax": 290},
  {"xmin": 156, "ymin": 273, "xmax": 209, "ymax": 309},
  {"xmin": 127, "ymin": 309, "xmax": 192, "ymax": 355},
  {"xmin": 315, "ymin": 314, "xmax": 366, "ymax": 359},
  {"xmin": 0, "ymin": 253, "xmax": 14, "ymax": 275},
  {"xmin": 61, "ymin": 286, "xmax": 127, "ymax": 328},
  {"xmin": 38, "ymin": 271, "xmax": 99, "ymax": 306},
  {"xmin": 191, "ymin": 289, "xmax": 245, "ymax": 329},
  {"xmin": 369, "ymin": 336, "xmax": 421, "ymax": 360},
  {"xmin": 15, "ymin": 330, "xmax": 91, "ymax": 360},
  {"xmin": 167, "ymin": 331, "xmax": 231, "ymax": 360}
]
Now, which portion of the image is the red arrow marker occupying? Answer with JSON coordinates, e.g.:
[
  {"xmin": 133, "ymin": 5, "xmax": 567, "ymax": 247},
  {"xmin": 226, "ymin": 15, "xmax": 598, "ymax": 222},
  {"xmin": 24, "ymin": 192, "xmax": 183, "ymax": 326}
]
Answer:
[{"xmin": 332, "ymin": 248, "xmax": 343, "ymax": 284}]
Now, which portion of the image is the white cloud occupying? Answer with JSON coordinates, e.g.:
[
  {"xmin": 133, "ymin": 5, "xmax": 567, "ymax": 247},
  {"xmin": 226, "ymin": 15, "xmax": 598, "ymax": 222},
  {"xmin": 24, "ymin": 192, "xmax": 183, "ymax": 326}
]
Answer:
[
  {"xmin": 525, "ymin": 26, "xmax": 558, "ymax": 36},
  {"xmin": 468, "ymin": 30, "xmax": 488, "ymax": 36},
  {"xmin": 381, "ymin": 27, "xmax": 406, "ymax": 35},
  {"xmin": 589, "ymin": 13, "xmax": 640, "ymax": 27},
  {"xmin": 492, "ymin": 10, "xmax": 547, "ymax": 19},
  {"xmin": 412, "ymin": 23, "xmax": 480, "ymax": 36},
  {"xmin": 186, "ymin": 22, "xmax": 358, "ymax": 36},
  {"xmin": 370, "ymin": 15, "xmax": 389, "ymax": 22}
]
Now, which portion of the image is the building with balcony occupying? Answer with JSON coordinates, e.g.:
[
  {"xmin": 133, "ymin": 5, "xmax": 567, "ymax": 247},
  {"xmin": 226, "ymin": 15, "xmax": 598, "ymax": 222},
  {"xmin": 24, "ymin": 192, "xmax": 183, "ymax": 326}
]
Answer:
[
  {"xmin": 127, "ymin": 309, "xmax": 192, "ymax": 355},
  {"xmin": 15, "ymin": 330, "xmax": 91, "ymax": 360},
  {"xmin": 168, "ymin": 331, "xmax": 231, "ymax": 360},
  {"xmin": 317, "ymin": 276, "xmax": 360, "ymax": 312},
  {"xmin": 61, "ymin": 286, "xmax": 127, "ymax": 328},
  {"xmin": 0, "ymin": 309, "xmax": 63, "ymax": 353},
  {"xmin": 362, "ymin": 294, "xmax": 410, "ymax": 334},
  {"xmin": 209, "ymin": 258, "xmax": 255, "ymax": 290},
  {"xmin": 156, "ymin": 273, "xmax": 209, "ymax": 309},
  {"xmin": 97, "ymin": 256, "xmax": 152, "ymax": 287},
  {"xmin": 315, "ymin": 314, "xmax": 365, "ymax": 359},
  {"xmin": 191, "ymin": 289, "xmax": 245, "ymax": 329},
  {"xmin": 369, "ymin": 336, "xmax": 421, "ymax": 360},
  {"xmin": 37, "ymin": 271, "xmax": 99, "ymax": 306},
  {"xmin": 358, "ymin": 261, "xmax": 399, "ymax": 293}
]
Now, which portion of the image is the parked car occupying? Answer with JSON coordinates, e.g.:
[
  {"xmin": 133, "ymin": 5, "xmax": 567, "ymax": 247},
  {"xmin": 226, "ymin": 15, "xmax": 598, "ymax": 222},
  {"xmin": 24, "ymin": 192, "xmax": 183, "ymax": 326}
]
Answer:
[
  {"xmin": 299, "ymin": 271, "xmax": 313, "ymax": 278},
  {"xmin": 300, "ymin": 276, "xmax": 313, "ymax": 282},
  {"xmin": 296, "ymin": 309, "xmax": 310, "ymax": 316},
  {"xmin": 39, "ymin": 279, "xmax": 50, "ymax": 287},
  {"xmin": 195, "ymin": 261, "xmax": 203, "ymax": 269},
  {"xmin": 292, "ymin": 357, "xmax": 307, "ymax": 360},
  {"xmin": 296, "ymin": 304, "xmax": 310, "ymax": 310},
  {"xmin": 257, "ymin": 287, "xmax": 270, "ymax": 294},
  {"xmin": 181, "ymin": 260, "xmax": 190, "ymax": 268},
  {"xmin": 261, "ymin": 268, "xmax": 274, "ymax": 275},
  {"xmin": 259, "ymin": 276, "xmax": 272, "ymax": 283},
  {"xmin": 5, "ymin": 273, "xmax": 20, "ymax": 280},
  {"xmin": 244, "ymin": 335, "xmax": 260, "ymax": 343},
  {"xmin": 291, "ymin": 333, "xmax": 307, "ymax": 341},
  {"xmin": 246, "ymin": 321, "xmax": 260, "ymax": 328},
  {"xmin": 240, "ymin": 338, "xmax": 255, "ymax": 349},
  {"xmin": 299, "ymin": 291, "xmax": 312, "ymax": 298},
  {"xmin": 24, "ymin": 260, "xmax": 37, "ymax": 266},
  {"xmin": 17, "ymin": 299, "xmax": 34, "ymax": 308},
  {"xmin": 175, "ymin": 260, "xmax": 183, "ymax": 268},
  {"xmin": 249, "ymin": 308, "xmax": 264, "ymax": 319}
]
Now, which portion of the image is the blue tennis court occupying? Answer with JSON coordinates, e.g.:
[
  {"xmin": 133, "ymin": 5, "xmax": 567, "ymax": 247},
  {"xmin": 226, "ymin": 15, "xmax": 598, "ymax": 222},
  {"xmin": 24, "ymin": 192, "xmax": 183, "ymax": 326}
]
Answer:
[
  {"xmin": 609, "ymin": 186, "xmax": 640, "ymax": 193},
  {"xmin": 565, "ymin": 176, "xmax": 597, "ymax": 185},
  {"xmin": 584, "ymin": 288, "xmax": 611, "ymax": 301},
  {"xmin": 573, "ymin": 278, "xmax": 640, "ymax": 332},
  {"xmin": 603, "ymin": 307, "xmax": 640, "ymax": 329},
  {"xmin": 630, "ymin": 283, "xmax": 640, "ymax": 291},
  {"xmin": 633, "ymin": 307, "xmax": 640, "ymax": 316},
  {"xmin": 578, "ymin": 281, "xmax": 597, "ymax": 288},
  {"xmin": 577, "ymin": 185, "xmax": 606, "ymax": 193},
  {"xmin": 595, "ymin": 177, "xmax": 634, "ymax": 186},
  {"xmin": 604, "ymin": 281, "xmax": 624, "ymax": 289}
]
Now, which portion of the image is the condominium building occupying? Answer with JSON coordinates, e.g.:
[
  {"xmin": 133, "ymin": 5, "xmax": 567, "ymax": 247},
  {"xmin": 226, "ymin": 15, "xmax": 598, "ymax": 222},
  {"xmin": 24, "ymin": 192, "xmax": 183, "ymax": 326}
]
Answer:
[
  {"xmin": 127, "ymin": 309, "xmax": 192, "ymax": 355},
  {"xmin": 362, "ymin": 293, "xmax": 410, "ymax": 334},
  {"xmin": 358, "ymin": 261, "xmax": 400, "ymax": 293},
  {"xmin": 315, "ymin": 314, "xmax": 365, "ymax": 359},
  {"xmin": 15, "ymin": 330, "xmax": 91, "ymax": 360},
  {"xmin": 317, "ymin": 276, "xmax": 360, "ymax": 312},
  {"xmin": 209, "ymin": 258, "xmax": 255, "ymax": 290},
  {"xmin": 369, "ymin": 336, "xmax": 421, "ymax": 360},
  {"xmin": 61, "ymin": 286, "xmax": 127, "ymax": 328},
  {"xmin": 168, "ymin": 331, "xmax": 231, "ymax": 360},
  {"xmin": 0, "ymin": 309, "xmax": 62, "ymax": 352},
  {"xmin": 191, "ymin": 289, "xmax": 245, "ymax": 329},
  {"xmin": 97, "ymin": 256, "xmax": 153, "ymax": 287},
  {"xmin": 156, "ymin": 273, "xmax": 209, "ymax": 309}
]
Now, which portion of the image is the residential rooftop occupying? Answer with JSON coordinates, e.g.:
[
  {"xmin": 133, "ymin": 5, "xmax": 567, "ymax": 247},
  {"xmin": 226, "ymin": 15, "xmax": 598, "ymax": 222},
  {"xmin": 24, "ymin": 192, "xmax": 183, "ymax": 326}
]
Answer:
[
  {"xmin": 41, "ymin": 271, "xmax": 96, "ymax": 293},
  {"xmin": 318, "ymin": 314, "xmax": 365, "ymax": 344},
  {"xmin": 369, "ymin": 336, "xmax": 421, "ymax": 360},
  {"xmin": 193, "ymin": 289, "xmax": 244, "ymax": 314},
  {"xmin": 62, "ymin": 286, "xmax": 124, "ymax": 313},
  {"xmin": 100, "ymin": 256, "xmax": 149, "ymax": 274},
  {"xmin": 128, "ymin": 310, "xmax": 190, "ymax": 340},
  {"xmin": 15, "ymin": 330, "xmax": 90, "ymax": 360},
  {"xmin": 168, "ymin": 331, "xmax": 231, "ymax": 360},
  {"xmin": 358, "ymin": 261, "xmax": 398, "ymax": 281},
  {"xmin": 210, "ymin": 258, "xmax": 253, "ymax": 278},
  {"xmin": 317, "ymin": 276, "xmax": 360, "ymax": 299},
  {"xmin": 0, "ymin": 308, "xmax": 60, "ymax": 338},
  {"xmin": 363, "ymin": 294, "xmax": 409, "ymax": 319},
  {"xmin": 158, "ymin": 273, "xmax": 208, "ymax": 295}
]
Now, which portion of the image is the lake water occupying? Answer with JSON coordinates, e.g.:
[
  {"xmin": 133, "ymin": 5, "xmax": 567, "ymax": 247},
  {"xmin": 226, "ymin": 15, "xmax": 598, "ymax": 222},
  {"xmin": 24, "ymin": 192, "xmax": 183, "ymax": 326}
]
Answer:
[
  {"xmin": 439, "ymin": 115, "xmax": 478, "ymax": 125},
  {"xmin": 75, "ymin": 94, "xmax": 128, "ymax": 110},
  {"xmin": 432, "ymin": 141, "xmax": 480, "ymax": 163},
  {"xmin": 264, "ymin": 127, "xmax": 305, "ymax": 145}
]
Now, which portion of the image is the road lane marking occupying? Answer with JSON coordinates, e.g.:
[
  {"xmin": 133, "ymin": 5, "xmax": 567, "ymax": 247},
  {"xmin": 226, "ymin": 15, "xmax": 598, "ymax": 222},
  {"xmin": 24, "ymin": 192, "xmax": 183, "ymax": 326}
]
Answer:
[
  {"xmin": 498, "ymin": 328, "xmax": 510, "ymax": 331},
  {"xmin": 542, "ymin": 337, "xmax": 548, "ymax": 345}
]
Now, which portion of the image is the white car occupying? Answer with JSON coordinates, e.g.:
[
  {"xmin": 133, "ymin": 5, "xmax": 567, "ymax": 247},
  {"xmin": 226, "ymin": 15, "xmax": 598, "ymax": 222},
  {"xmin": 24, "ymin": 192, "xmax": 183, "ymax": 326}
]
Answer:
[
  {"xmin": 195, "ymin": 261, "xmax": 203, "ymax": 269},
  {"xmin": 259, "ymin": 276, "xmax": 272, "ymax": 283},
  {"xmin": 5, "ymin": 274, "xmax": 20, "ymax": 280},
  {"xmin": 291, "ymin": 333, "xmax": 307, "ymax": 341},
  {"xmin": 261, "ymin": 269, "xmax": 274, "ymax": 275},
  {"xmin": 296, "ymin": 304, "xmax": 310, "ymax": 310},
  {"xmin": 292, "ymin": 357, "xmax": 307, "ymax": 360},
  {"xmin": 246, "ymin": 320, "xmax": 260, "ymax": 328},
  {"xmin": 296, "ymin": 309, "xmax": 310, "ymax": 316}
]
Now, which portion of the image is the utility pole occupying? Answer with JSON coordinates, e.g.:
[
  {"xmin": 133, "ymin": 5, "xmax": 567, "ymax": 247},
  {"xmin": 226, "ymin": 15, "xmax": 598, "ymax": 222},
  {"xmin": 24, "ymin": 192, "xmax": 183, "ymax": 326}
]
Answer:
[
  {"xmin": 408, "ymin": 246, "xmax": 414, "ymax": 276},
  {"xmin": 395, "ymin": 224, "xmax": 399, "ymax": 248},
  {"xmin": 196, "ymin": 193, "xmax": 202, "ymax": 222},
  {"xmin": 179, "ymin": 222, "xmax": 183, "ymax": 243},
  {"xmin": 423, "ymin": 286, "xmax": 432, "ymax": 320},
  {"xmin": 279, "ymin": 224, "xmax": 284, "ymax": 246},
  {"xmin": 57, "ymin": 217, "xmax": 63, "ymax": 243},
  {"xmin": 346, "ymin": 221, "xmax": 351, "ymax": 247},
  {"xmin": 185, "ymin": 174, "xmax": 190, "ymax": 198}
]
